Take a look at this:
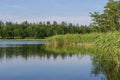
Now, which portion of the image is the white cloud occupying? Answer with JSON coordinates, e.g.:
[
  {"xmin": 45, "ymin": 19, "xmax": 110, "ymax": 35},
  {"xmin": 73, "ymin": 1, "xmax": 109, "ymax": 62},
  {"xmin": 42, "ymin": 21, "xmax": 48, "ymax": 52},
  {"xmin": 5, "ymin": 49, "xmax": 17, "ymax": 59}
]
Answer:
[{"xmin": 0, "ymin": 15, "xmax": 91, "ymax": 25}]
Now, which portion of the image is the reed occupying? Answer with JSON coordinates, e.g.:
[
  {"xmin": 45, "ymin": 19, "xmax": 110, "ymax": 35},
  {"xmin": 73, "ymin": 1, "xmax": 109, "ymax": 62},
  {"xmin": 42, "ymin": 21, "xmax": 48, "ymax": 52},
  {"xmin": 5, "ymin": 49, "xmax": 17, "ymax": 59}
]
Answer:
[{"xmin": 46, "ymin": 31, "xmax": 120, "ymax": 52}]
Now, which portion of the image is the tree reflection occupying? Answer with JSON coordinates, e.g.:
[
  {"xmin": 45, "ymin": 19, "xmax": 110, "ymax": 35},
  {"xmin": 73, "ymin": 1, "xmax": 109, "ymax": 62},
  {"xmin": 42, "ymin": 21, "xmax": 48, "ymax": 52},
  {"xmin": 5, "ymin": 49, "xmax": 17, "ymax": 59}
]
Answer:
[
  {"xmin": 0, "ymin": 44, "xmax": 80, "ymax": 60},
  {"xmin": 0, "ymin": 44, "xmax": 120, "ymax": 80}
]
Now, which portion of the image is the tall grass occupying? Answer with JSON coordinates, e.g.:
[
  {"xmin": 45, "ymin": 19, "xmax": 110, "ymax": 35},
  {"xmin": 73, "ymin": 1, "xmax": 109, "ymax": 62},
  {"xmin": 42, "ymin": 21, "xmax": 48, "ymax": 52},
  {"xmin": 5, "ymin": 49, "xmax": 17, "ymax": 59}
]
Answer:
[{"xmin": 46, "ymin": 31, "xmax": 120, "ymax": 52}]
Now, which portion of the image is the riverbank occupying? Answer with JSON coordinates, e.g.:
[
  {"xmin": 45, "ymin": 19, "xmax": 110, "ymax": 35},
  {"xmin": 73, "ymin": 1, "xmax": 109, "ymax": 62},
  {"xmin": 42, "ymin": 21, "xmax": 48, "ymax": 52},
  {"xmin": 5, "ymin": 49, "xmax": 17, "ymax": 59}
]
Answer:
[{"xmin": 46, "ymin": 31, "xmax": 120, "ymax": 52}]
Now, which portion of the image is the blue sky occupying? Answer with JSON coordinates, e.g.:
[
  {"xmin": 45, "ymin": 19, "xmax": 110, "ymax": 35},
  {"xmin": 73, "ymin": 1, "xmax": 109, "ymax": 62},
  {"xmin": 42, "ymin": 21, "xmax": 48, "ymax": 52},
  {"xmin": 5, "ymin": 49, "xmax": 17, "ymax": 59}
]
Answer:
[{"xmin": 0, "ymin": 0, "xmax": 108, "ymax": 25}]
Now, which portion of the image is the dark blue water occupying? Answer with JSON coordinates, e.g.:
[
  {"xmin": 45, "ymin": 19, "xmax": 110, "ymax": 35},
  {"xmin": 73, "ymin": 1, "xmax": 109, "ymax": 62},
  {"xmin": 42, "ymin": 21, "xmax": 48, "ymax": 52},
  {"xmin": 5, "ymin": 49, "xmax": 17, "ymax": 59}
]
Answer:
[{"xmin": 0, "ymin": 40, "xmax": 111, "ymax": 80}]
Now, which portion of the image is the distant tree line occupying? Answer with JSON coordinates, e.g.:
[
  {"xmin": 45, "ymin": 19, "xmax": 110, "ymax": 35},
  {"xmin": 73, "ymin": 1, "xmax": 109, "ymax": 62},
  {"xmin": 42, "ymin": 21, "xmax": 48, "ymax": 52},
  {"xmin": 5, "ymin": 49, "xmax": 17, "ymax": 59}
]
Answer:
[
  {"xmin": 0, "ymin": 0, "xmax": 119, "ymax": 39},
  {"xmin": 0, "ymin": 21, "xmax": 91, "ymax": 39}
]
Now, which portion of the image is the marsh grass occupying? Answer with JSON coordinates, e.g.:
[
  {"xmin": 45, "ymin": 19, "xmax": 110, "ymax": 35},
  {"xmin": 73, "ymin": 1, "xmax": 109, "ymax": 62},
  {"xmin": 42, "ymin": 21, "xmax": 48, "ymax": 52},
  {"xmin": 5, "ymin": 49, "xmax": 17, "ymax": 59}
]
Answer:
[{"xmin": 46, "ymin": 31, "xmax": 120, "ymax": 52}]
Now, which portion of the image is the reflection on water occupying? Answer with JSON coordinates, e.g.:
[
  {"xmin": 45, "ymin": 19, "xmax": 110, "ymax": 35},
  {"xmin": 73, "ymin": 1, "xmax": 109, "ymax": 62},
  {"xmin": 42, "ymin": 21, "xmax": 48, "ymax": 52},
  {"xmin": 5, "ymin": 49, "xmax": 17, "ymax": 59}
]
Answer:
[
  {"xmin": 92, "ymin": 53, "xmax": 120, "ymax": 80},
  {"xmin": 45, "ymin": 44, "xmax": 120, "ymax": 80},
  {"xmin": 0, "ymin": 44, "xmax": 79, "ymax": 60},
  {"xmin": 0, "ymin": 40, "xmax": 120, "ymax": 80}
]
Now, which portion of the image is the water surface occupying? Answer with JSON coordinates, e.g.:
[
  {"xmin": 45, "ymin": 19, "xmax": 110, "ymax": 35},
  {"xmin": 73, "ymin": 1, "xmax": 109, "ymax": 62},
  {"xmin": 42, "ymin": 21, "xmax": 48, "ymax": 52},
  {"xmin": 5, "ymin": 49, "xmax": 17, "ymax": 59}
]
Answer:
[{"xmin": 0, "ymin": 40, "xmax": 119, "ymax": 80}]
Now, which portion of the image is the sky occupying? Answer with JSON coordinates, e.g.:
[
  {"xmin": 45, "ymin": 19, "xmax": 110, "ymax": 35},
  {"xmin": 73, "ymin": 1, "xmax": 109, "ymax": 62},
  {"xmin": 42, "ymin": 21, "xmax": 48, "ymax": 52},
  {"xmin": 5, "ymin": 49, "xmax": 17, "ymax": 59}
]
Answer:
[{"xmin": 0, "ymin": 0, "xmax": 108, "ymax": 25}]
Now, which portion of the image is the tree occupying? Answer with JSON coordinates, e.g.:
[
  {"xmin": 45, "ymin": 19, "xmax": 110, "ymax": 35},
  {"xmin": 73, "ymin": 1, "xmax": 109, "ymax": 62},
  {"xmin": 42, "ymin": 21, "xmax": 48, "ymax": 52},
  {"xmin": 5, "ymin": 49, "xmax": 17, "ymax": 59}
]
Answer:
[
  {"xmin": 91, "ymin": 0, "xmax": 120, "ymax": 32},
  {"xmin": 0, "ymin": 21, "xmax": 4, "ymax": 38},
  {"xmin": 0, "ymin": 20, "xmax": 89, "ymax": 39}
]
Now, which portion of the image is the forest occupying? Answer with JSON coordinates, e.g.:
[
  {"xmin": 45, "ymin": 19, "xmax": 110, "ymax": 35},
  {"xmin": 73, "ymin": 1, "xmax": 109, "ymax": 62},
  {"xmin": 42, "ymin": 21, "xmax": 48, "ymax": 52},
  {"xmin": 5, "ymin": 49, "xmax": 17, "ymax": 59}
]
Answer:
[
  {"xmin": 0, "ymin": 0, "xmax": 120, "ymax": 39},
  {"xmin": 0, "ymin": 21, "xmax": 90, "ymax": 39}
]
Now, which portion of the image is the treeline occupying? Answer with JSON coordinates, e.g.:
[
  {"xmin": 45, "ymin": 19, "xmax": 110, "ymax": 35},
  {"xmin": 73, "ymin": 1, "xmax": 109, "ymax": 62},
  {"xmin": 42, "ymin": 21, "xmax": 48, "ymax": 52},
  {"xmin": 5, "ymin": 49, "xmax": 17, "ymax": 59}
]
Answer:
[
  {"xmin": 0, "ymin": 21, "xmax": 91, "ymax": 39},
  {"xmin": 0, "ymin": 0, "xmax": 119, "ymax": 39}
]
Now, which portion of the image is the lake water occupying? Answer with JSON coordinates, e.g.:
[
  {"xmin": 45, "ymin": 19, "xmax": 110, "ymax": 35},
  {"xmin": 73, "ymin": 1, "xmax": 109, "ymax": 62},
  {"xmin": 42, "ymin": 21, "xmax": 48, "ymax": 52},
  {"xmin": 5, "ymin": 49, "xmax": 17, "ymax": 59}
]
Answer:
[{"xmin": 0, "ymin": 40, "xmax": 119, "ymax": 80}]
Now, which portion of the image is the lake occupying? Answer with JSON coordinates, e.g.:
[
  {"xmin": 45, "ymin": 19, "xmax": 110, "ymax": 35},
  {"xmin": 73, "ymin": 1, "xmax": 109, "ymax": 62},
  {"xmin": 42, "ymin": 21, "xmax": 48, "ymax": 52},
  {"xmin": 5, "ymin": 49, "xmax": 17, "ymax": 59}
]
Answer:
[{"xmin": 0, "ymin": 40, "xmax": 119, "ymax": 80}]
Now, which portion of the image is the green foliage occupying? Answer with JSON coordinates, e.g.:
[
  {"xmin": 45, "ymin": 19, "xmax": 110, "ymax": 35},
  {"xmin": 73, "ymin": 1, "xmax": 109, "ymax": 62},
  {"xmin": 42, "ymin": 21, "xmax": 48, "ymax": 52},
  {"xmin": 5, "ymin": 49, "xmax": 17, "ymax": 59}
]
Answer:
[
  {"xmin": 91, "ymin": 0, "xmax": 120, "ymax": 32},
  {"xmin": 0, "ymin": 21, "xmax": 91, "ymax": 39},
  {"xmin": 46, "ymin": 32, "xmax": 120, "ymax": 52}
]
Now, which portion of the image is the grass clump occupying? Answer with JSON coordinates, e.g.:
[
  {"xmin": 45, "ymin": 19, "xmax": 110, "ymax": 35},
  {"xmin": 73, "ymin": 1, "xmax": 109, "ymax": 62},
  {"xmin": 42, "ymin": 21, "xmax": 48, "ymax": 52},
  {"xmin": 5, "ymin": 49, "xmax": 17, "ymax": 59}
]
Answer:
[{"xmin": 46, "ymin": 31, "xmax": 120, "ymax": 52}]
